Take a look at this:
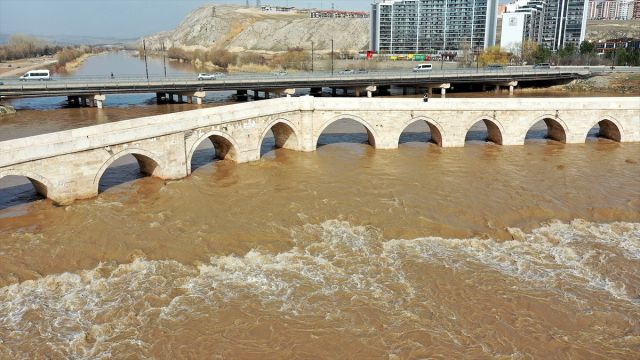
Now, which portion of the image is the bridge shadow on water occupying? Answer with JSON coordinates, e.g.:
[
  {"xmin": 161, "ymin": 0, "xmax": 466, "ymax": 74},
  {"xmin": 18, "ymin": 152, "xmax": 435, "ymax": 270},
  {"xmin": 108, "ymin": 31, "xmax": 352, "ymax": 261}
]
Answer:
[
  {"xmin": 98, "ymin": 155, "xmax": 147, "ymax": 193},
  {"xmin": 0, "ymin": 176, "xmax": 45, "ymax": 213}
]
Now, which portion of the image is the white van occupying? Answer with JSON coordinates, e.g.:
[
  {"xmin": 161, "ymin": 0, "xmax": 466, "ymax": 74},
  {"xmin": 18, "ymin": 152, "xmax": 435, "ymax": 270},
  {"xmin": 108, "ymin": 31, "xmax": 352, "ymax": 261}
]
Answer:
[
  {"xmin": 19, "ymin": 69, "xmax": 51, "ymax": 81},
  {"xmin": 413, "ymin": 64, "xmax": 432, "ymax": 72}
]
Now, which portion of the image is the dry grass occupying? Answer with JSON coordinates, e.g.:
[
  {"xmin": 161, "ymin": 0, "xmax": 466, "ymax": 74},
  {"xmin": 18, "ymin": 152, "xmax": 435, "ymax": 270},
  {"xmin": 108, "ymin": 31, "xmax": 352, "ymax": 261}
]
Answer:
[{"xmin": 228, "ymin": 63, "xmax": 272, "ymax": 73}]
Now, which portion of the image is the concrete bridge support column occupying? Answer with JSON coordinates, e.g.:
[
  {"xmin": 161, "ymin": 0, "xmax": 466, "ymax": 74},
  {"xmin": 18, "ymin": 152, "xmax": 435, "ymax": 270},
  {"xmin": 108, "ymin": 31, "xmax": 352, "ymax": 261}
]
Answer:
[
  {"xmin": 264, "ymin": 90, "xmax": 270, "ymax": 99},
  {"xmin": 402, "ymin": 87, "xmax": 407, "ymax": 96},
  {"xmin": 441, "ymin": 88, "xmax": 446, "ymax": 98},
  {"xmin": 67, "ymin": 96, "xmax": 80, "ymax": 107},
  {"xmin": 93, "ymin": 95, "xmax": 106, "ymax": 109},
  {"xmin": 253, "ymin": 90, "xmax": 260, "ymax": 100},
  {"xmin": 236, "ymin": 90, "xmax": 248, "ymax": 101},
  {"xmin": 178, "ymin": 91, "xmax": 205, "ymax": 105},
  {"xmin": 331, "ymin": 88, "xmax": 337, "ymax": 96},
  {"xmin": 366, "ymin": 86, "xmax": 376, "ymax": 98},
  {"xmin": 298, "ymin": 96, "xmax": 316, "ymax": 151}
]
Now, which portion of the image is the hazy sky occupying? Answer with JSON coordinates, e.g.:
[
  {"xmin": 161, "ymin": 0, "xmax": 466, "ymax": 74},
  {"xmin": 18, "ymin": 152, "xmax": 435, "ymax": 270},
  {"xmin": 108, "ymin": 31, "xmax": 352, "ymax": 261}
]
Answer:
[
  {"xmin": 1, "ymin": 0, "xmax": 511, "ymax": 40},
  {"xmin": 0, "ymin": 0, "xmax": 372, "ymax": 39}
]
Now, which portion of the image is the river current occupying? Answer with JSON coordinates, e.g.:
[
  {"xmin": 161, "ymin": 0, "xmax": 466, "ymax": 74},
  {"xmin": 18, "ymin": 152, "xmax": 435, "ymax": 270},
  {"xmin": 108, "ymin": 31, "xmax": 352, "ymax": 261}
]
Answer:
[{"xmin": 0, "ymin": 53, "xmax": 639, "ymax": 359}]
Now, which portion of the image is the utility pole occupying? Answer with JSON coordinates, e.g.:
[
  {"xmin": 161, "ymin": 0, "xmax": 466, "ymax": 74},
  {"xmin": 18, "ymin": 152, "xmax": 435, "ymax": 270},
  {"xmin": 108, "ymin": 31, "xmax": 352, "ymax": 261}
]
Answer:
[
  {"xmin": 311, "ymin": 40, "xmax": 314, "ymax": 73},
  {"xmin": 162, "ymin": 43, "xmax": 167, "ymax": 78},
  {"xmin": 331, "ymin": 38, "xmax": 334, "ymax": 76},
  {"xmin": 143, "ymin": 39, "xmax": 149, "ymax": 81}
]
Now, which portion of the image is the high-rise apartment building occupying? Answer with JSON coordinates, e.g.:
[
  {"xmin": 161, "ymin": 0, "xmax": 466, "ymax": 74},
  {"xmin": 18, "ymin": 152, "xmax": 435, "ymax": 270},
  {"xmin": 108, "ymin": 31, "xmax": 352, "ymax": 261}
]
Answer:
[
  {"xmin": 369, "ymin": 0, "xmax": 498, "ymax": 54},
  {"xmin": 501, "ymin": 0, "xmax": 588, "ymax": 51},
  {"xmin": 587, "ymin": 0, "xmax": 636, "ymax": 19}
]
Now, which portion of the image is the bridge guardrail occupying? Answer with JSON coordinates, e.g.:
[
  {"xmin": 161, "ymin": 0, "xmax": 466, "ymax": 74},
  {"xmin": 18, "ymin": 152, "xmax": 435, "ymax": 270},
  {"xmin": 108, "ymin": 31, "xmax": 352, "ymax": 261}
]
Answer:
[{"xmin": 0, "ymin": 68, "xmax": 590, "ymax": 97}]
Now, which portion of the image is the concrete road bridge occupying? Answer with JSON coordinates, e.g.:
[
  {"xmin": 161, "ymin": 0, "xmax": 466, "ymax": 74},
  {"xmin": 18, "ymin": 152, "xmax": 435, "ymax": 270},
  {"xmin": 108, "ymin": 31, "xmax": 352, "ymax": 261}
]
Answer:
[
  {"xmin": 0, "ymin": 96, "xmax": 637, "ymax": 205},
  {"xmin": 0, "ymin": 68, "xmax": 589, "ymax": 107}
]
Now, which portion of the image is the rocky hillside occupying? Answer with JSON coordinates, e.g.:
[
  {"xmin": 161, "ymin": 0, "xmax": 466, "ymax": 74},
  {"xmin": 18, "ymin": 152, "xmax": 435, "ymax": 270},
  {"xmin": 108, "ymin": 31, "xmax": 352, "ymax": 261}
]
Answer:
[
  {"xmin": 142, "ymin": 4, "xmax": 369, "ymax": 52},
  {"xmin": 586, "ymin": 20, "xmax": 640, "ymax": 41}
]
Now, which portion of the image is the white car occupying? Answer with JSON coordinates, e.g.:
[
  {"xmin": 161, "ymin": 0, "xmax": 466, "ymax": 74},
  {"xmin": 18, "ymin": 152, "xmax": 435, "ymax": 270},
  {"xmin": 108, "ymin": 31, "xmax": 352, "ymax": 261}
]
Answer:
[
  {"xmin": 412, "ymin": 64, "xmax": 432, "ymax": 72},
  {"xmin": 19, "ymin": 69, "xmax": 51, "ymax": 81},
  {"xmin": 197, "ymin": 73, "xmax": 217, "ymax": 80}
]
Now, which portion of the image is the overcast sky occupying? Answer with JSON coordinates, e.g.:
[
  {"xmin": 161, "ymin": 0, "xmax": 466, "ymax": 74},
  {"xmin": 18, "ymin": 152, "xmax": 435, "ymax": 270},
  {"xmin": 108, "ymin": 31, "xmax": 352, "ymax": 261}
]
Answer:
[{"xmin": 0, "ymin": 0, "xmax": 511, "ymax": 40}]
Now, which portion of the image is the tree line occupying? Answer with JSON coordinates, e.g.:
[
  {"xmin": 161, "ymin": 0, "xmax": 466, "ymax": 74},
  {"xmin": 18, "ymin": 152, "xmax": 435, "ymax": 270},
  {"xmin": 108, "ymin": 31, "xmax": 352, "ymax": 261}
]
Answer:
[{"xmin": 467, "ymin": 40, "xmax": 640, "ymax": 67}]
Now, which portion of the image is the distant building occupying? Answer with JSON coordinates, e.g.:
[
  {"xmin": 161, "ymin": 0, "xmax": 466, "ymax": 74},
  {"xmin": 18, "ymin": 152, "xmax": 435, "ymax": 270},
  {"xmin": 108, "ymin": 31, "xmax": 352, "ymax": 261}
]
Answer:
[
  {"xmin": 596, "ymin": 37, "xmax": 640, "ymax": 53},
  {"xmin": 500, "ymin": 0, "xmax": 588, "ymax": 51},
  {"xmin": 589, "ymin": 0, "xmax": 636, "ymax": 19},
  {"xmin": 310, "ymin": 10, "xmax": 369, "ymax": 18},
  {"xmin": 369, "ymin": 0, "xmax": 498, "ymax": 54},
  {"xmin": 497, "ymin": 4, "xmax": 508, "ymax": 16},
  {"xmin": 588, "ymin": 0, "xmax": 600, "ymax": 19},
  {"xmin": 619, "ymin": 0, "xmax": 635, "ymax": 18},
  {"xmin": 635, "ymin": 0, "xmax": 640, "ymax": 18},
  {"xmin": 261, "ymin": 5, "xmax": 295, "ymax": 13}
]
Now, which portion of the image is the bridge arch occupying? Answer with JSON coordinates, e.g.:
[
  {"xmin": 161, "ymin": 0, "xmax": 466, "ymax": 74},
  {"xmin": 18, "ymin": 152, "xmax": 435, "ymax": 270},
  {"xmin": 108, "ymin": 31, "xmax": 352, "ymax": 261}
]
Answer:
[
  {"xmin": 259, "ymin": 118, "xmax": 301, "ymax": 156},
  {"xmin": 93, "ymin": 148, "xmax": 163, "ymax": 193},
  {"xmin": 314, "ymin": 114, "xmax": 379, "ymax": 149},
  {"xmin": 396, "ymin": 116, "xmax": 444, "ymax": 146},
  {"xmin": 0, "ymin": 169, "xmax": 52, "ymax": 198},
  {"xmin": 584, "ymin": 117, "xmax": 623, "ymax": 142},
  {"xmin": 524, "ymin": 115, "xmax": 569, "ymax": 143},
  {"xmin": 187, "ymin": 130, "xmax": 239, "ymax": 174},
  {"xmin": 464, "ymin": 116, "xmax": 504, "ymax": 145}
]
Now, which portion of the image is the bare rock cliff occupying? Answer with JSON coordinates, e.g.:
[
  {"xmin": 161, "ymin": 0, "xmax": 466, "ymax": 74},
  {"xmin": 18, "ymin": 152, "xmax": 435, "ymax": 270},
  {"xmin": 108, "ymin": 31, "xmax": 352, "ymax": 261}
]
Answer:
[{"xmin": 142, "ymin": 4, "xmax": 370, "ymax": 52}]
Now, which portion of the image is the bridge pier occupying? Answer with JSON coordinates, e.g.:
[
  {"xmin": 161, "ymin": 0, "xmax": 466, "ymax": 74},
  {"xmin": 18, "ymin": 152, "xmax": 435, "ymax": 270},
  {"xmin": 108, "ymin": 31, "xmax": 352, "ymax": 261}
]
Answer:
[
  {"xmin": 236, "ymin": 90, "xmax": 248, "ymax": 101},
  {"xmin": 493, "ymin": 81, "xmax": 518, "ymax": 95},
  {"xmin": 178, "ymin": 91, "xmax": 205, "ymax": 105},
  {"xmin": 93, "ymin": 95, "xmax": 105, "ymax": 109},
  {"xmin": 366, "ymin": 86, "xmax": 376, "ymax": 98}
]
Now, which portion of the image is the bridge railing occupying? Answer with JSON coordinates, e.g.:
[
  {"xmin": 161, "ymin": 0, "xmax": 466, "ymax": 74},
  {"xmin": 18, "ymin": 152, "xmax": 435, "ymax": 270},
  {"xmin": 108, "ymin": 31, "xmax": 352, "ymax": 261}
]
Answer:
[{"xmin": 0, "ymin": 68, "xmax": 588, "ymax": 88}]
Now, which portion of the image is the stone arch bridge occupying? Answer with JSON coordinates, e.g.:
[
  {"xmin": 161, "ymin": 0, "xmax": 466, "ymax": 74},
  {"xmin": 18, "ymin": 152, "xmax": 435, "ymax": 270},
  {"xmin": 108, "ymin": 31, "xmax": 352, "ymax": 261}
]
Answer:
[{"xmin": 1, "ymin": 97, "xmax": 638, "ymax": 205}]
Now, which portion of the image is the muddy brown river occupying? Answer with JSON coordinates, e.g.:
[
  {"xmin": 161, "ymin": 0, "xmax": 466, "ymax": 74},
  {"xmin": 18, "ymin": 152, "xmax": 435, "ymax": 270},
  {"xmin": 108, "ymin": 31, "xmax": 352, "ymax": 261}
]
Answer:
[{"xmin": 0, "ymin": 55, "xmax": 639, "ymax": 359}]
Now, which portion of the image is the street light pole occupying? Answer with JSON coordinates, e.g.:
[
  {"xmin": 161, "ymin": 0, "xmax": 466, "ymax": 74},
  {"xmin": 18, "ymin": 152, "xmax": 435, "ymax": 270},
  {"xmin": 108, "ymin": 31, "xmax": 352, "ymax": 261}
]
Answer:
[
  {"xmin": 162, "ymin": 43, "xmax": 167, "ymax": 78},
  {"xmin": 143, "ymin": 39, "xmax": 149, "ymax": 81},
  {"xmin": 331, "ymin": 38, "xmax": 334, "ymax": 76},
  {"xmin": 311, "ymin": 41, "xmax": 314, "ymax": 73}
]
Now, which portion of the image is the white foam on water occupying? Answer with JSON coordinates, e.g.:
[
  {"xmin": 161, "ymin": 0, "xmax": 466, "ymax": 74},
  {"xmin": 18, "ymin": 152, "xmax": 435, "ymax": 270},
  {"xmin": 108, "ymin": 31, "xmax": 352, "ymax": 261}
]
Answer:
[
  {"xmin": 0, "ymin": 219, "xmax": 638, "ymax": 358},
  {"xmin": 385, "ymin": 219, "xmax": 640, "ymax": 304}
]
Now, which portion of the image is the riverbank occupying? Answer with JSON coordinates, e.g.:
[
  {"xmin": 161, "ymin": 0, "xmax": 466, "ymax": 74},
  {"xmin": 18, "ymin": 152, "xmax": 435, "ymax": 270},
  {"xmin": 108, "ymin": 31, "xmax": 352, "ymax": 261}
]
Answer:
[
  {"xmin": 0, "ymin": 56, "xmax": 57, "ymax": 78},
  {"xmin": 57, "ymin": 52, "xmax": 95, "ymax": 73},
  {"xmin": 0, "ymin": 105, "xmax": 16, "ymax": 116},
  {"xmin": 521, "ymin": 72, "xmax": 640, "ymax": 95}
]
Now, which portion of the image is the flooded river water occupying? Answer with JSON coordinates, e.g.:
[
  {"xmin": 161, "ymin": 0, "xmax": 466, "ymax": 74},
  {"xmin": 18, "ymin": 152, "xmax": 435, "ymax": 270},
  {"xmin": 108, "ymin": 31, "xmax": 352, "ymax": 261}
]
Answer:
[{"xmin": 0, "ymin": 53, "xmax": 639, "ymax": 359}]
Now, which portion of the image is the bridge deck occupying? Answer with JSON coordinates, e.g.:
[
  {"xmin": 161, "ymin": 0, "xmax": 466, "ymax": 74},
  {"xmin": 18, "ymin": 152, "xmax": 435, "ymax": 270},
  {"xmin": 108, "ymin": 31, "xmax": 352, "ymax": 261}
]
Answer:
[{"xmin": 0, "ymin": 69, "xmax": 588, "ymax": 98}]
